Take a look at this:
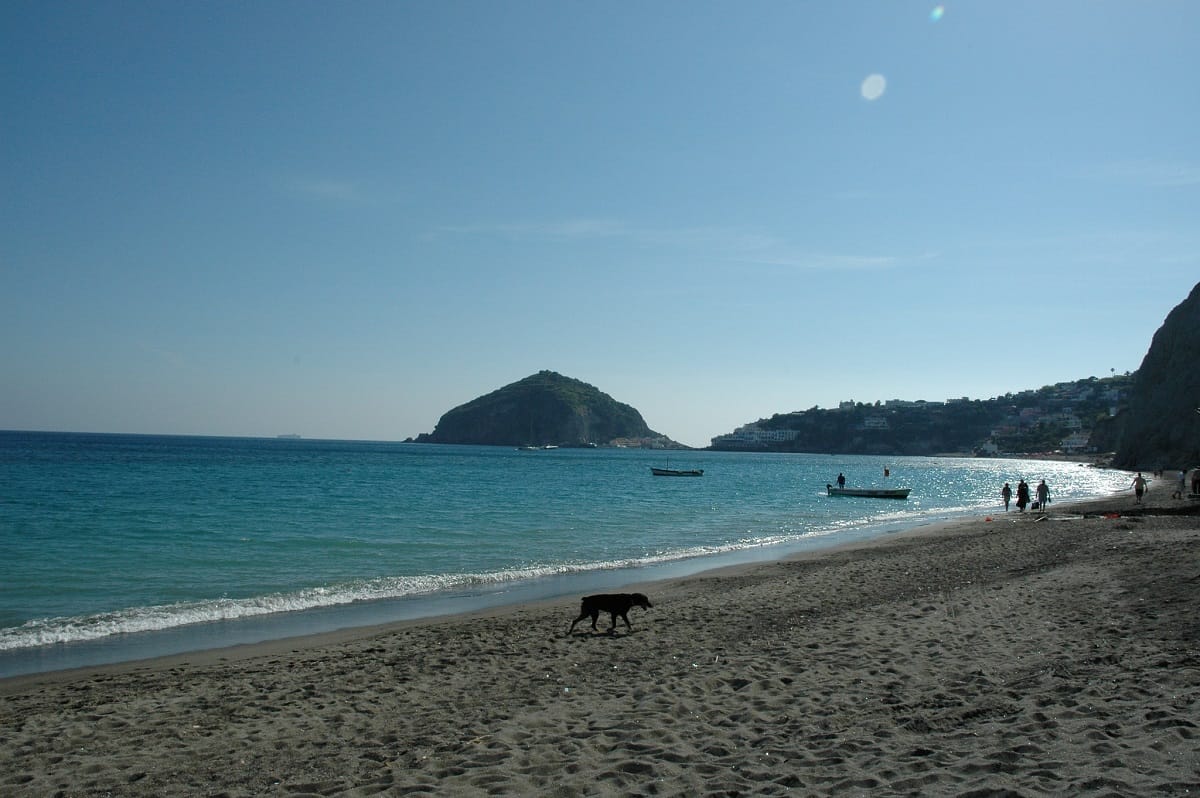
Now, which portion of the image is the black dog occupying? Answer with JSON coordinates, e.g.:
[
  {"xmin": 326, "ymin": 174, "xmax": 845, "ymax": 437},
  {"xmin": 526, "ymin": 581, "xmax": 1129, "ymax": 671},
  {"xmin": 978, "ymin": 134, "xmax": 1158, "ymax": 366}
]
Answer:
[{"xmin": 568, "ymin": 592, "xmax": 652, "ymax": 634}]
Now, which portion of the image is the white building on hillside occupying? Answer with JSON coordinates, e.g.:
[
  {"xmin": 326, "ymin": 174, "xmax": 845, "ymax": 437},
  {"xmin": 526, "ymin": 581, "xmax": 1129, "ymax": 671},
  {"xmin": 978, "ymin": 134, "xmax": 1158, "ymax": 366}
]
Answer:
[{"xmin": 711, "ymin": 424, "xmax": 799, "ymax": 448}]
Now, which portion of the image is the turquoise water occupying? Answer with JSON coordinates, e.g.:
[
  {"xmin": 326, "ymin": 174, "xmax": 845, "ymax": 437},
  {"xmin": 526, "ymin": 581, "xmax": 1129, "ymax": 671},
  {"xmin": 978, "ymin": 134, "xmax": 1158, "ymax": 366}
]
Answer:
[{"xmin": 0, "ymin": 432, "xmax": 1129, "ymax": 675}]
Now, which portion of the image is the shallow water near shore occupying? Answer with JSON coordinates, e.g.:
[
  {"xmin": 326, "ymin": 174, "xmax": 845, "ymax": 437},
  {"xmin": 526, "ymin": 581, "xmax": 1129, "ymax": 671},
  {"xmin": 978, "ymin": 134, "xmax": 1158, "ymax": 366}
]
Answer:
[{"xmin": 0, "ymin": 431, "xmax": 1129, "ymax": 676}]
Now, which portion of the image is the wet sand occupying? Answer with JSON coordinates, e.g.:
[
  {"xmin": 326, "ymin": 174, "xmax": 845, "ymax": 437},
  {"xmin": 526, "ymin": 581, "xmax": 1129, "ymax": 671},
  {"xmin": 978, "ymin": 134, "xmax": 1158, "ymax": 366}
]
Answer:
[{"xmin": 2, "ymin": 483, "xmax": 1198, "ymax": 796}]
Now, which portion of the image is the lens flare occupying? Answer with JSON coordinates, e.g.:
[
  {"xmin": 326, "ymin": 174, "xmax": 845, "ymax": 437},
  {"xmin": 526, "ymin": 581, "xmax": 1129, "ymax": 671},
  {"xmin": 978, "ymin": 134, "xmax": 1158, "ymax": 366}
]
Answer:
[
  {"xmin": 860, "ymin": 74, "xmax": 887, "ymax": 101},
  {"xmin": 930, "ymin": 5, "xmax": 945, "ymax": 22}
]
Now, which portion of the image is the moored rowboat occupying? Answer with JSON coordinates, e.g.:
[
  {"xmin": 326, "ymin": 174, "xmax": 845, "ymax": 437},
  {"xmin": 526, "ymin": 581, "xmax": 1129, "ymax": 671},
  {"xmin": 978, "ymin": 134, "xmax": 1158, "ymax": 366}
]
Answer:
[
  {"xmin": 826, "ymin": 485, "xmax": 910, "ymax": 499},
  {"xmin": 652, "ymin": 467, "xmax": 704, "ymax": 477}
]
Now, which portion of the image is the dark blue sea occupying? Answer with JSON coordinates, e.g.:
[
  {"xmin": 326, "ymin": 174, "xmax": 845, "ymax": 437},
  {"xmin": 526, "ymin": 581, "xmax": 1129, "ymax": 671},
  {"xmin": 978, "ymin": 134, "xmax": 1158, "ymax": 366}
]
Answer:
[{"xmin": 0, "ymin": 431, "xmax": 1128, "ymax": 676}]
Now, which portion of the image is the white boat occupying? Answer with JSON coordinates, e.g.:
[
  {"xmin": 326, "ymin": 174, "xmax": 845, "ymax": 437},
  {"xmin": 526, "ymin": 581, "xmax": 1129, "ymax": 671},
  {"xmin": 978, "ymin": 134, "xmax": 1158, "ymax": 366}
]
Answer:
[
  {"xmin": 651, "ymin": 467, "xmax": 704, "ymax": 477},
  {"xmin": 826, "ymin": 484, "xmax": 910, "ymax": 499}
]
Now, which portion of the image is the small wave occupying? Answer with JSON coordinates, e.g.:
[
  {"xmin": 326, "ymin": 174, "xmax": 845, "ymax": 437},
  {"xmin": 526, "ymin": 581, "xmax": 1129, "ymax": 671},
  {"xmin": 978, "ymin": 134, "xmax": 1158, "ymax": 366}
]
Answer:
[
  {"xmin": 0, "ymin": 534, "xmax": 832, "ymax": 650},
  {"xmin": 0, "ymin": 570, "xmax": 514, "ymax": 650},
  {"xmin": 0, "ymin": 503, "xmax": 994, "ymax": 651}
]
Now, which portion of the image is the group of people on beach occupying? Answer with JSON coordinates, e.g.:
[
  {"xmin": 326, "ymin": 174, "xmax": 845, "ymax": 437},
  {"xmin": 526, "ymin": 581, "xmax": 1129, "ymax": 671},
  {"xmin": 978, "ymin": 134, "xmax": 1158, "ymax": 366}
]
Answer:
[
  {"xmin": 1137, "ymin": 467, "xmax": 1200, "ymax": 502},
  {"xmin": 1000, "ymin": 479, "xmax": 1050, "ymax": 512},
  {"xmin": 1170, "ymin": 467, "xmax": 1200, "ymax": 500}
]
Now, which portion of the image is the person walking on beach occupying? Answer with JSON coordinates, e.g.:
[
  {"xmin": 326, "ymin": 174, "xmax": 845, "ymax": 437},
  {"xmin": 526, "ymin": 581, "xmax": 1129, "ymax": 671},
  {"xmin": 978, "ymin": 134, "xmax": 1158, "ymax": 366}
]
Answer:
[
  {"xmin": 1173, "ymin": 469, "xmax": 1186, "ymax": 499},
  {"xmin": 1001, "ymin": 482, "xmax": 1012, "ymax": 511},
  {"xmin": 1016, "ymin": 480, "xmax": 1030, "ymax": 512},
  {"xmin": 1132, "ymin": 472, "xmax": 1148, "ymax": 503},
  {"xmin": 1036, "ymin": 480, "xmax": 1050, "ymax": 510},
  {"xmin": 1192, "ymin": 467, "xmax": 1200, "ymax": 497}
]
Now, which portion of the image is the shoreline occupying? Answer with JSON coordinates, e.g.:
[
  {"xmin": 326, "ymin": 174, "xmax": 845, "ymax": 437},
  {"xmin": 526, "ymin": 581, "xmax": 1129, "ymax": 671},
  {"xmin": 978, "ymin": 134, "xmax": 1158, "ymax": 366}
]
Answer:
[
  {"xmin": 0, "ymin": 482, "xmax": 1151, "ymax": 686},
  {"xmin": 0, "ymin": 475, "xmax": 1123, "ymax": 681},
  {"xmin": 3, "ymin": 483, "xmax": 1197, "ymax": 795},
  {"xmin": 1, "ymin": 444, "xmax": 1129, "ymax": 679},
  {"xmin": 0, "ymin": 488, "xmax": 1058, "ymax": 680}
]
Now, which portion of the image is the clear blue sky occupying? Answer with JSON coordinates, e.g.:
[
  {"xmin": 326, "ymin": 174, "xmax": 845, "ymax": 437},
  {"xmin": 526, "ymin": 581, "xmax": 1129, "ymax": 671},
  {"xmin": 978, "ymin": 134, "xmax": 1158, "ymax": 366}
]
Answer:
[{"xmin": 3, "ymin": 2, "xmax": 1197, "ymax": 448}]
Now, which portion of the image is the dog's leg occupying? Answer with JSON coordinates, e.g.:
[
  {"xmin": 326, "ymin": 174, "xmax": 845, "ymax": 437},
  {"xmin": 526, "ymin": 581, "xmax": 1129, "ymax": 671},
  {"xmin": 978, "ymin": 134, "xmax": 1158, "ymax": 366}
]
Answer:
[
  {"xmin": 619, "ymin": 611, "xmax": 632, "ymax": 631},
  {"xmin": 569, "ymin": 604, "xmax": 595, "ymax": 634},
  {"xmin": 589, "ymin": 610, "xmax": 599, "ymax": 631}
]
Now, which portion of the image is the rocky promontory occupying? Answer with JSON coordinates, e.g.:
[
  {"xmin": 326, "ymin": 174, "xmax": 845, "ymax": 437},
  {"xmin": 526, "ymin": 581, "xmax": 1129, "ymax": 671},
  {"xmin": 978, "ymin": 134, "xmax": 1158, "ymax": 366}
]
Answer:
[
  {"xmin": 1095, "ymin": 281, "xmax": 1200, "ymax": 470},
  {"xmin": 413, "ymin": 371, "xmax": 683, "ymax": 448}
]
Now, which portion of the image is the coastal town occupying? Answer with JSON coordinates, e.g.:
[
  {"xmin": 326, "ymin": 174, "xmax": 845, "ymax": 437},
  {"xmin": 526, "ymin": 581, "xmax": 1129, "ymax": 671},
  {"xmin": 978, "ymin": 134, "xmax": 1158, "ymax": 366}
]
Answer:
[{"xmin": 710, "ymin": 373, "xmax": 1134, "ymax": 458}]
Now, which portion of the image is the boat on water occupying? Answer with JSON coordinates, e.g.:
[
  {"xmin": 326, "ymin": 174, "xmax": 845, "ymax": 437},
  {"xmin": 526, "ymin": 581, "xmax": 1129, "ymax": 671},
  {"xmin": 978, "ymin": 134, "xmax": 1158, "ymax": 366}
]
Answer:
[
  {"xmin": 826, "ymin": 484, "xmax": 910, "ymax": 499},
  {"xmin": 651, "ymin": 467, "xmax": 704, "ymax": 477}
]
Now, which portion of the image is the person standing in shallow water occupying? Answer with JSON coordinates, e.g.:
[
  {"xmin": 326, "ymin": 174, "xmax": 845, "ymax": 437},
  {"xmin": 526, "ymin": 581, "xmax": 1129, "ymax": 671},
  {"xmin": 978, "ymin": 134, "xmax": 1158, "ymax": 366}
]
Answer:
[
  {"xmin": 837, "ymin": 473, "xmax": 846, "ymax": 489},
  {"xmin": 1016, "ymin": 480, "xmax": 1030, "ymax": 512},
  {"xmin": 1132, "ymin": 472, "xmax": 1148, "ymax": 503},
  {"xmin": 1036, "ymin": 480, "xmax": 1050, "ymax": 510},
  {"xmin": 1001, "ymin": 482, "xmax": 1012, "ymax": 511}
]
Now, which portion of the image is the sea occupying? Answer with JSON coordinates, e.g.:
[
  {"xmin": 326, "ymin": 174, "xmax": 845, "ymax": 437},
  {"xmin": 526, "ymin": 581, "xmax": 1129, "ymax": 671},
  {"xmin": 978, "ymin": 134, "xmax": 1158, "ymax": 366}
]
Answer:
[{"xmin": 0, "ymin": 431, "xmax": 1131, "ymax": 678}]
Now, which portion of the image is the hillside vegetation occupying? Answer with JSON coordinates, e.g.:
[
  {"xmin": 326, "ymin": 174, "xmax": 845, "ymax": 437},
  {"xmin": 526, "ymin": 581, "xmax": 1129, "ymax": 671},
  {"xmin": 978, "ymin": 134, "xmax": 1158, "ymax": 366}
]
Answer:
[
  {"xmin": 414, "ymin": 371, "xmax": 676, "ymax": 448},
  {"xmin": 410, "ymin": 285, "xmax": 1199, "ymax": 466},
  {"xmin": 714, "ymin": 374, "xmax": 1133, "ymax": 458},
  {"xmin": 714, "ymin": 281, "xmax": 1200, "ymax": 469}
]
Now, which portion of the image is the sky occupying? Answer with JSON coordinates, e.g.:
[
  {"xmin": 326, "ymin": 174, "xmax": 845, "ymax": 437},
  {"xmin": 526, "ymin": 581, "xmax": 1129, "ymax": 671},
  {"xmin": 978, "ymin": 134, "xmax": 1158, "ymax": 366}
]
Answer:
[{"xmin": 3, "ymin": 1, "xmax": 1198, "ymax": 448}]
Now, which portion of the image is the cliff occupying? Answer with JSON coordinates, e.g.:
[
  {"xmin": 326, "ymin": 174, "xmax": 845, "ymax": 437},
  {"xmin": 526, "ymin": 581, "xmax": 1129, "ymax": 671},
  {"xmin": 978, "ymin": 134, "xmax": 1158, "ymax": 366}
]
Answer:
[
  {"xmin": 1099, "ymin": 282, "xmax": 1200, "ymax": 470},
  {"xmin": 414, "ymin": 371, "xmax": 676, "ymax": 448}
]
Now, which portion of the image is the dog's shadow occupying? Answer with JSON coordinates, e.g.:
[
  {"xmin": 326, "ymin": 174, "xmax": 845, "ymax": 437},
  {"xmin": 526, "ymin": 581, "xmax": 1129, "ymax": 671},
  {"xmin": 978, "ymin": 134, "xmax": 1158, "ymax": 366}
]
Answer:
[{"xmin": 566, "ymin": 628, "xmax": 638, "ymax": 638}]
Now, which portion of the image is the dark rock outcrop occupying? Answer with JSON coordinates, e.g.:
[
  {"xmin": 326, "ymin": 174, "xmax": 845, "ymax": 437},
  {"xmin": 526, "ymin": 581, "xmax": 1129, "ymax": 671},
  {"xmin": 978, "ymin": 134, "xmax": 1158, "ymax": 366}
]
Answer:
[
  {"xmin": 415, "ymin": 371, "xmax": 676, "ymax": 448},
  {"xmin": 1100, "ymin": 282, "xmax": 1200, "ymax": 469}
]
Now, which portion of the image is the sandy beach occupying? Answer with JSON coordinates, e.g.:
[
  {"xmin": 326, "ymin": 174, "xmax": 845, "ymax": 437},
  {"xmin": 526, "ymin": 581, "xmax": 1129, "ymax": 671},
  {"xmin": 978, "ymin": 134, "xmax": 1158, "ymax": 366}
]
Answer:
[{"xmin": 2, "ymin": 483, "xmax": 1198, "ymax": 796}]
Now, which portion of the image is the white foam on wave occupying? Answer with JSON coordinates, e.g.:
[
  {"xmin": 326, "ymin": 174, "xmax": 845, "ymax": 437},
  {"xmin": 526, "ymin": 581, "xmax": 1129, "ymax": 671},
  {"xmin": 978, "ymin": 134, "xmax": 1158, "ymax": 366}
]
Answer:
[
  {"xmin": 0, "ymin": 502, "xmax": 980, "ymax": 652},
  {"xmin": 4, "ymin": 483, "xmax": 1045, "ymax": 654},
  {"xmin": 0, "ymin": 530, "xmax": 834, "ymax": 650}
]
